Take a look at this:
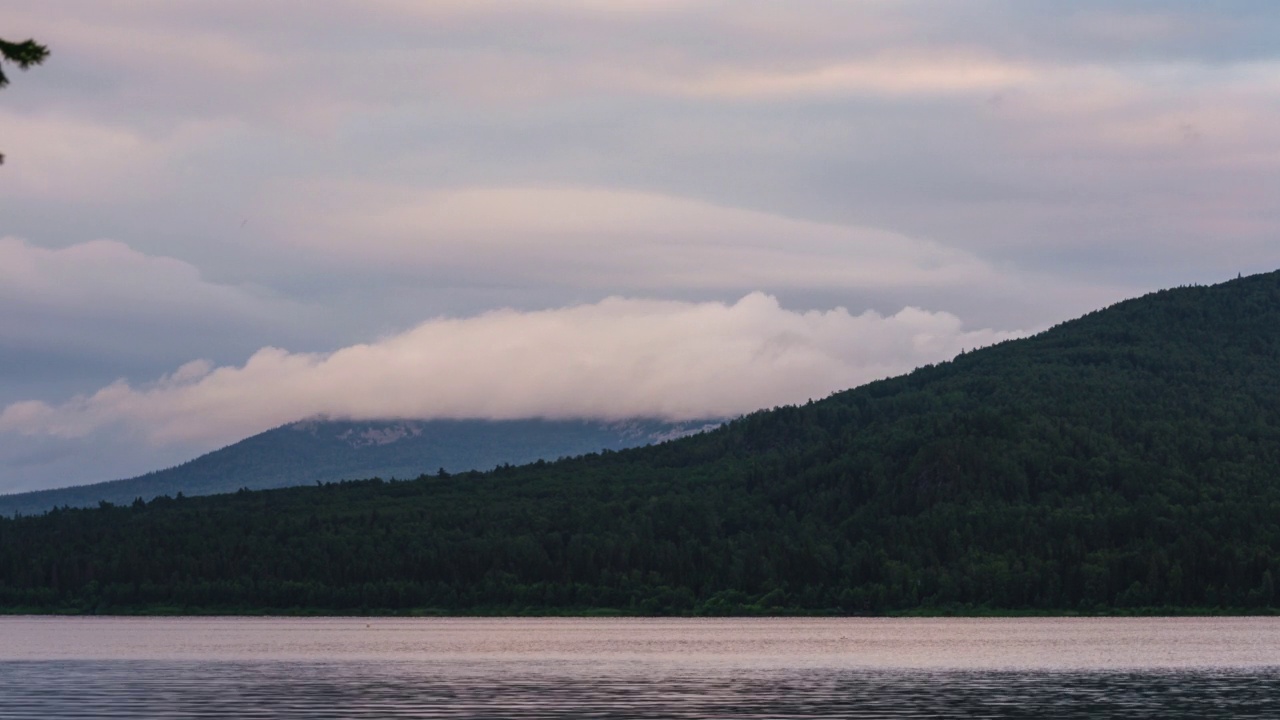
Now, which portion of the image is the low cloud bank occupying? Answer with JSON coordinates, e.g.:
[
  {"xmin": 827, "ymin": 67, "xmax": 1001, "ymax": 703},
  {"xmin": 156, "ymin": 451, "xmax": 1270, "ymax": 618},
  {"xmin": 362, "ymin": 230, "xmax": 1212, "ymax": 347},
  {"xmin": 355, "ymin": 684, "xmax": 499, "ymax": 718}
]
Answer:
[{"xmin": 0, "ymin": 293, "xmax": 1022, "ymax": 448}]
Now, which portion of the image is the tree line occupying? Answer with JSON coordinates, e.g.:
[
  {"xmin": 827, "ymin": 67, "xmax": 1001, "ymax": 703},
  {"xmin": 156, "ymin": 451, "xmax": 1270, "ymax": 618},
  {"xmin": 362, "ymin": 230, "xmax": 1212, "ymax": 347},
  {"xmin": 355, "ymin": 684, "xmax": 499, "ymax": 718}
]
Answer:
[{"xmin": 3, "ymin": 272, "xmax": 1280, "ymax": 615}]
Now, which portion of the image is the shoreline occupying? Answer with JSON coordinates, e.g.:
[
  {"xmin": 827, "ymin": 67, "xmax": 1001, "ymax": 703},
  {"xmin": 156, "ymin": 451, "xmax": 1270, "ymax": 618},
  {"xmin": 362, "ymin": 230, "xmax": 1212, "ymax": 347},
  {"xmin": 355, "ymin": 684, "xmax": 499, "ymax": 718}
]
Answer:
[{"xmin": 4, "ymin": 606, "xmax": 1278, "ymax": 618}]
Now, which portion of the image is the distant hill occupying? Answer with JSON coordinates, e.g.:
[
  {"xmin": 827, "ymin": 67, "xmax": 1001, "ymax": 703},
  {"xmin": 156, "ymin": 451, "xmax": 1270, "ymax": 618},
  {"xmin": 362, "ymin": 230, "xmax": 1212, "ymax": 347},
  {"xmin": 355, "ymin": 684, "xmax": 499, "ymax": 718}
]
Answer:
[
  {"xmin": 4, "ymin": 271, "xmax": 1280, "ymax": 615},
  {"xmin": 0, "ymin": 418, "xmax": 720, "ymax": 517}
]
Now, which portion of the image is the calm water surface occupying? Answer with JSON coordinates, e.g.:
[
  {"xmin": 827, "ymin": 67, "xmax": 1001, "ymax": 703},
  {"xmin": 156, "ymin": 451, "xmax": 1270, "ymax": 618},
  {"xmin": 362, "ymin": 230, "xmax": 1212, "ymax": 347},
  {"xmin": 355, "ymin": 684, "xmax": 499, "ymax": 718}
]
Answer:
[{"xmin": 1, "ymin": 617, "xmax": 1278, "ymax": 718}]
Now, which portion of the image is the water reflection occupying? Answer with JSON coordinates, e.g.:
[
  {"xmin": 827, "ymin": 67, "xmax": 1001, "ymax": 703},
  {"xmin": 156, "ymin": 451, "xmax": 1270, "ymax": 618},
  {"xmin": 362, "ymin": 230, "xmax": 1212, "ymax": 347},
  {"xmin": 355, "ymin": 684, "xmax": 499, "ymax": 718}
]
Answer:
[
  {"xmin": 3, "ymin": 618, "xmax": 1280, "ymax": 719},
  {"xmin": 3, "ymin": 661, "xmax": 1279, "ymax": 719}
]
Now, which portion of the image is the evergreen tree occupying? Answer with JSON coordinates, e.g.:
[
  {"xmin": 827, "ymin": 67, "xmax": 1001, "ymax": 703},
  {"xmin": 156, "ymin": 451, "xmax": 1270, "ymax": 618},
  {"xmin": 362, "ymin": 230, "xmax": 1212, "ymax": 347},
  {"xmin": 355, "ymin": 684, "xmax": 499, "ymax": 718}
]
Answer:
[{"xmin": 0, "ymin": 36, "xmax": 49, "ymax": 164}]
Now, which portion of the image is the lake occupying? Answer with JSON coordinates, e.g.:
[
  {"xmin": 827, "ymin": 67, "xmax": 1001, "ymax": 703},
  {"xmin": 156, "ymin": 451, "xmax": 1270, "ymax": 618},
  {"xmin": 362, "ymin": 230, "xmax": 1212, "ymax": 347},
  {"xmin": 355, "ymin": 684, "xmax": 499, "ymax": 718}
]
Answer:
[{"xmin": 1, "ymin": 617, "xmax": 1278, "ymax": 718}]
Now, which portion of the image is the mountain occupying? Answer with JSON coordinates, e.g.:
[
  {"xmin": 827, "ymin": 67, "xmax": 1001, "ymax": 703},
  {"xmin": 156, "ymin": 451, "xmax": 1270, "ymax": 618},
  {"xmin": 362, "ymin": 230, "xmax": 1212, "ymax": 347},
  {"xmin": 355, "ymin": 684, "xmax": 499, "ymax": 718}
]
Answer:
[
  {"xmin": 0, "ymin": 418, "xmax": 720, "ymax": 517},
  {"xmin": 3, "ymin": 272, "xmax": 1280, "ymax": 615}
]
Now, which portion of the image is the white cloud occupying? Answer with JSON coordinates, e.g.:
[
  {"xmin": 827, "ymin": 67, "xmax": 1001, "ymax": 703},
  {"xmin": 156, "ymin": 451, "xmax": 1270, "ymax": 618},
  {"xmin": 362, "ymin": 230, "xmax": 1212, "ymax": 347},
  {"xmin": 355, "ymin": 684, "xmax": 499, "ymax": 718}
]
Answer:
[
  {"xmin": 0, "ymin": 237, "xmax": 314, "ymax": 391},
  {"xmin": 0, "ymin": 112, "xmax": 239, "ymax": 202},
  {"xmin": 267, "ymin": 184, "xmax": 1002, "ymax": 293},
  {"xmin": 0, "ymin": 293, "xmax": 1023, "ymax": 447},
  {"xmin": 5, "ymin": 0, "xmax": 1280, "ymax": 491},
  {"xmin": 671, "ymin": 52, "xmax": 1036, "ymax": 99},
  {"xmin": 0, "ymin": 236, "xmax": 289, "ymax": 329}
]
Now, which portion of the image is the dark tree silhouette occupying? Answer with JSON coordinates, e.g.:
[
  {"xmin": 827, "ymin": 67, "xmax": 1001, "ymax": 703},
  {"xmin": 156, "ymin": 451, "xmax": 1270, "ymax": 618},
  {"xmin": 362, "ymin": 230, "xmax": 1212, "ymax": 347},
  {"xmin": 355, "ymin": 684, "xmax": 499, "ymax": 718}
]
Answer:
[
  {"xmin": 0, "ymin": 37, "xmax": 48, "ymax": 87},
  {"xmin": 5, "ymin": 272, "xmax": 1280, "ymax": 615},
  {"xmin": 0, "ymin": 37, "xmax": 49, "ymax": 164}
]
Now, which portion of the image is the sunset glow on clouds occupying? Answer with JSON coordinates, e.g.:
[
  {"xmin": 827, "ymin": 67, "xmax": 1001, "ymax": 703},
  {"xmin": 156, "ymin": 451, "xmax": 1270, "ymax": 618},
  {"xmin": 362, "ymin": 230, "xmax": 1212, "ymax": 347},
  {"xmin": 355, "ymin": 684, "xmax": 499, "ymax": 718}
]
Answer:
[{"xmin": 3, "ymin": 1, "xmax": 1280, "ymax": 490}]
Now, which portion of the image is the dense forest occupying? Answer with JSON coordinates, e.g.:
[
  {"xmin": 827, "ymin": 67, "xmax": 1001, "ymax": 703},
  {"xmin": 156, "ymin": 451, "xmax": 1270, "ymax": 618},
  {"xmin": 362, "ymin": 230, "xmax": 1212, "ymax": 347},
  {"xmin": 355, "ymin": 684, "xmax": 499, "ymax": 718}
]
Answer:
[
  {"xmin": 0, "ymin": 418, "xmax": 718, "ymax": 517},
  {"xmin": 3, "ymin": 272, "xmax": 1280, "ymax": 615}
]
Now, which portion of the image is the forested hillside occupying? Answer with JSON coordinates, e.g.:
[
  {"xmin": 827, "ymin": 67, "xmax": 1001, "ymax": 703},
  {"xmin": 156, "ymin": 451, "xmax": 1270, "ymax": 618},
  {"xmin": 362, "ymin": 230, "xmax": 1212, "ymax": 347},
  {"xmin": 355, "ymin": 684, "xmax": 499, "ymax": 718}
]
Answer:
[
  {"xmin": 3, "ymin": 272, "xmax": 1280, "ymax": 615},
  {"xmin": 0, "ymin": 418, "xmax": 717, "ymax": 517}
]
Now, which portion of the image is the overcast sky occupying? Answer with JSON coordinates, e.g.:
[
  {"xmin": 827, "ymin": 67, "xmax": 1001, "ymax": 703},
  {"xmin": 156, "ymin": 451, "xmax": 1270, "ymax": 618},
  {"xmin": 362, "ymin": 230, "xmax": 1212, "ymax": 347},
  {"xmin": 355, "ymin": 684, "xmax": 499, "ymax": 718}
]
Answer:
[{"xmin": 3, "ymin": 1, "xmax": 1279, "ymax": 492}]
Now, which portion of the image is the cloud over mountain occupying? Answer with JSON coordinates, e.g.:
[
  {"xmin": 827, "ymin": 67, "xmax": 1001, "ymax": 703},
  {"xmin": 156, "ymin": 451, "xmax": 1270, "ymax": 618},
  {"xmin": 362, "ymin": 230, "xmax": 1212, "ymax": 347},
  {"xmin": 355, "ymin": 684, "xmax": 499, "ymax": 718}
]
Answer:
[
  {"xmin": 1, "ymin": 293, "xmax": 1020, "ymax": 448},
  {"xmin": 4, "ymin": 1, "xmax": 1280, "ymax": 490}
]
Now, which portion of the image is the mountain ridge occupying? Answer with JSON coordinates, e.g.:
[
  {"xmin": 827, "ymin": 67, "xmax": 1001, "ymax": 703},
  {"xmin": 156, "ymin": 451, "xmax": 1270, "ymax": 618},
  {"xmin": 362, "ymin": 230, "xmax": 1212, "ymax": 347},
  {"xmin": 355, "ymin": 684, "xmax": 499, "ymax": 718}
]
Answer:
[
  {"xmin": 3, "ymin": 271, "xmax": 1280, "ymax": 614},
  {"xmin": 0, "ymin": 417, "xmax": 720, "ymax": 517}
]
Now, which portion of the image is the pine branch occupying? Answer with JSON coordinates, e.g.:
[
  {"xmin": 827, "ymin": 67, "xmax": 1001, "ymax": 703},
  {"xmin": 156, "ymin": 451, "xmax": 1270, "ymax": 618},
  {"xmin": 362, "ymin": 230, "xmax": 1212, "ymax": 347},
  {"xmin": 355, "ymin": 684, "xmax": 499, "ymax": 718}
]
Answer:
[{"xmin": 0, "ymin": 38, "xmax": 50, "ymax": 88}]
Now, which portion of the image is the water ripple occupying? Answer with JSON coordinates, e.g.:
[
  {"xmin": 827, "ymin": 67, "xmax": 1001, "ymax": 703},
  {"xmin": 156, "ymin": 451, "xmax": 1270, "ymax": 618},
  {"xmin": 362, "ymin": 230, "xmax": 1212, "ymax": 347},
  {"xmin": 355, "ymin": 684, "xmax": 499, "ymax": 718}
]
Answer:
[{"xmin": 3, "ymin": 661, "xmax": 1280, "ymax": 719}]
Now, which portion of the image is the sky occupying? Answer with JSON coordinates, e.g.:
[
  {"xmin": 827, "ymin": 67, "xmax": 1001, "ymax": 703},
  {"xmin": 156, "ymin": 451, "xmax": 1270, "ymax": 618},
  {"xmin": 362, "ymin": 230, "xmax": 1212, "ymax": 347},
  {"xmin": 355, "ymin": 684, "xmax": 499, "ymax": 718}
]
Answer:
[{"xmin": 2, "ymin": 0, "xmax": 1280, "ymax": 493}]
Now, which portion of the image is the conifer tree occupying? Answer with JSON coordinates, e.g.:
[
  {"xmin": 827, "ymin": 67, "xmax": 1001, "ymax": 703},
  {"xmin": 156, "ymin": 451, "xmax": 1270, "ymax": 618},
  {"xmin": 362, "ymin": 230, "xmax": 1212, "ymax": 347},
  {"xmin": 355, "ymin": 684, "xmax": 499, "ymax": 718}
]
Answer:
[{"xmin": 0, "ymin": 37, "xmax": 49, "ymax": 165}]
